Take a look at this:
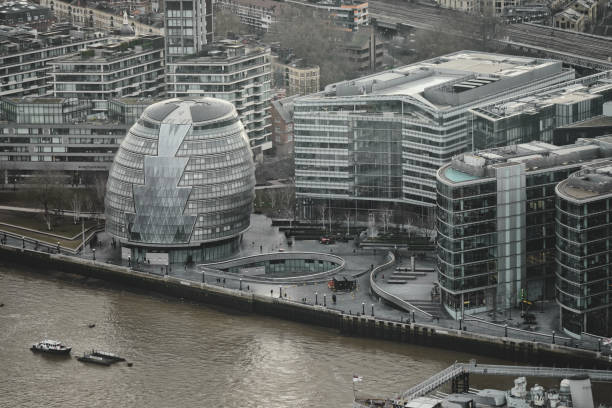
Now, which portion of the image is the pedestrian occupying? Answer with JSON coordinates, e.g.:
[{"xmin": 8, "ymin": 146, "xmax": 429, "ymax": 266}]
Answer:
[
  {"xmin": 260, "ymin": 245, "xmax": 263, "ymax": 252},
  {"xmin": 247, "ymin": 285, "xmax": 250, "ymax": 291}
]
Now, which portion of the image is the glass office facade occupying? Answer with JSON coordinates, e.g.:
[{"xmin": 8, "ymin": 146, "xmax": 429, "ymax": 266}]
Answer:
[
  {"xmin": 556, "ymin": 164, "xmax": 612, "ymax": 337},
  {"xmin": 436, "ymin": 138, "xmax": 612, "ymax": 319},
  {"xmin": 105, "ymin": 97, "xmax": 255, "ymax": 264}
]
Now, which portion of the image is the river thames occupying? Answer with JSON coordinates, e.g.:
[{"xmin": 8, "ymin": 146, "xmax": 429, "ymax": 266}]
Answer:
[{"xmin": 0, "ymin": 262, "xmax": 608, "ymax": 407}]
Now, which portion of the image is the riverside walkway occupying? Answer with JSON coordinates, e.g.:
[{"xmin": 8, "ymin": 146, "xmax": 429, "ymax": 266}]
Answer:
[{"xmin": 400, "ymin": 361, "xmax": 612, "ymax": 401}]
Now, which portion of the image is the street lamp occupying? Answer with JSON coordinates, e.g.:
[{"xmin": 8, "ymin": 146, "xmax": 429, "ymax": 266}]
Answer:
[
  {"xmin": 92, "ymin": 248, "xmax": 96, "ymax": 261},
  {"xmin": 315, "ymin": 291, "xmax": 318, "ymax": 305}
]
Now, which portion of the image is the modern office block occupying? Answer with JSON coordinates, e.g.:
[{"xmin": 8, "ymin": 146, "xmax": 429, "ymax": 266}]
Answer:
[
  {"xmin": 470, "ymin": 71, "xmax": 612, "ymax": 150},
  {"xmin": 436, "ymin": 136, "xmax": 612, "ymax": 319},
  {"xmin": 104, "ymin": 97, "xmax": 255, "ymax": 264},
  {"xmin": 556, "ymin": 159, "xmax": 612, "ymax": 337},
  {"xmin": 294, "ymin": 51, "xmax": 575, "ymax": 219},
  {"xmin": 166, "ymin": 40, "xmax": 272, "ymax": 158}
]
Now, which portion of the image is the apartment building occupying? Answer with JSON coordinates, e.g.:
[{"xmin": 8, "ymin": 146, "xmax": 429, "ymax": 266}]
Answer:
[
  {"xmin": 272, "ymin": 52, "xmax": 320, "ymax": 97},
  {"xmin": 0, "ymin": 24, "xmax": 106, "ymax": 98},
  {"xmin": 293, "ymin": 52, "xmax": 575, "ymax": 220},
  {"xmin": 51, "ymin": 35, "xmax": 166, "ymax": 112},
  {"xmin": 166, "ymin": 40, "xmax": 272, "ymax": 159},
  {"xmin": 0, "ymin": 97, "xmax": 156, "ymax": 184},
  {"xmin": 214, "ymin": 0, "xmax": 279, "ymax": 31},
  {"xmin": 165, "ymin": 0, "xmax": 213, "ymax": 61},
  {"xmin": 0, "ymin": 1, "xmax": 52, "ymax": 30},
  {"xmin": 41, "ymin": 0, "xmax": 163, "ymax": 35}
]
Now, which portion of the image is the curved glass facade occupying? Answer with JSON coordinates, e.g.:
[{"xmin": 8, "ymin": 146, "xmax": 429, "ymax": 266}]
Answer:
[
  {"xmin": 556, "ymin": 175, "xmax": 612, "ymax": 337},
  {"xmin": 105, "ymin": 97, "xmax": 255, "ymax": 264}
]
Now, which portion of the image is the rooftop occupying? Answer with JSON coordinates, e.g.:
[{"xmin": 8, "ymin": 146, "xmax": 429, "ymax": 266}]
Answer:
[
  {"xmin": 558, "ymin": 157, "xmax": 612, "ymax": 201},
  {"xmin": 142, "ymin": 97, "xmax": 236, "ymax": 125},
  {"xmin": 171, "ymin": 39, "xmax": 269, "ymax": 64},
  {"xmin": 53, "ymin": 35, "xmax": 164, "ymax": 63},
  {"xmin": 438, "ymin": 136, "xmax": 612, "ymax": 184},
  {"xmin": 0, "ymin": 23, "xmax": 104, "ymax": 55},
  {"xmin": 470, "ymin": 71, "xmax": 612, "ymax": 120},
  {"xmin": 0, "ymin": 1, "xmax": 48, "ymax": 15},
  {"xmin": 307, "ymin": 51, "xmax": 564, "ymax": 109}
]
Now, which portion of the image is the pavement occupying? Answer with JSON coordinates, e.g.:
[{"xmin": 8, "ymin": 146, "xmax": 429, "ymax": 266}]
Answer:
[{"xmin": 1, "ymin": 212, "xmax": 607, "ymax": 353}]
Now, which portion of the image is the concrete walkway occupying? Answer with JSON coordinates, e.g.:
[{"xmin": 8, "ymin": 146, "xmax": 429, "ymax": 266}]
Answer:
[{"xmin": 1, "ymin": 212, "xmax": 606, "ymax": 353}]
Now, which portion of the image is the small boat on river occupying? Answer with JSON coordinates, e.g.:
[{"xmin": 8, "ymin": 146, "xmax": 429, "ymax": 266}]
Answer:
[
  {"xmin": 90, "ymin": 350, "xmax": 125, "ymax": 362},
  {"xmin": 30, "ymin": 340, "xmax": 72, "ymax": 355}
]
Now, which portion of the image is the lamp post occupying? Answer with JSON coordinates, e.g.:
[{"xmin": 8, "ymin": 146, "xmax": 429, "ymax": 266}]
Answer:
[
  {"xmin": 239, "ymin": 278, "xmax": 242, "ymax": 290},
  {"xmin": 92, "ymin": 248, "xmax": 96, "ymax": 261},
  {"xmin": 371, "ymin": 304, "xmax": 374, "ymax": 316},
  {"xmin": 362, "ymin": 302, "xmax": 365, "ymax": 315},
  {"xmin": 315, "ymin": 291, "xmax": 318, "ymax": 305},
  {"xmin": 323, "ymin": 294, "xmax": 326, "ymax": 307}
]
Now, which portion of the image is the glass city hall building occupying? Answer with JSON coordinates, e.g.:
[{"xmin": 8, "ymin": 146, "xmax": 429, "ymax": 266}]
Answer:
[
  {"xmin": 436, "ymin": 137, "xmax": 612, "ymax": 325},
  {"xmin": 105, "ymin": 97, "xmax": 255, "ymax": 265}
]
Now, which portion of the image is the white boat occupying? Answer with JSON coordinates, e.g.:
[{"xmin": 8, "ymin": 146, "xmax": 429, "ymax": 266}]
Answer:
[{"xmin": 30, "ymin": 339, "xmax": 72, "ymax": 355}]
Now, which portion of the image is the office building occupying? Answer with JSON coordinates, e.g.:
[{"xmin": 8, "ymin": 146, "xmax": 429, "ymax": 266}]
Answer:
[
  {"xmin": 435, "ymin": 136, "xmax": 612, "ymax": 320},
  {"xmin": 164, "ymin": 0, "xmax": 213, "ymax": 62},
  {"xmin": 51, "ymin": 35, "xmax": 166, "ymax": 112},
  {"xmin": 166, "ymin": 39, "xmax": 272, "ymax": 159},
  {"xmin": 294, "ymin": 51, "xmax": 575, "ymax": 220},
  {"xmin": 0, "ymin": 96, "xmax": 156, "ymax": 185},
  {"xmin": 556, "ymin": 158, "xmax": 612, "ymax": 337},
  {"xmin": 104, "ymin": 97, "xmax": 255, "ymax": 264},
  {"xmin": 0, "ymin": 24, "xmax": 106, "ymax": 98},
  {"xmin": 470, "ymin": 71, "xmax": 612, "ymax": 151},
  {"xmin": 553, "ymin": 115, "xmax": 612, "ymax": 145},
  {"xmin": 297, "ymin": 0, "xmax": 369, "ymax": 32}
]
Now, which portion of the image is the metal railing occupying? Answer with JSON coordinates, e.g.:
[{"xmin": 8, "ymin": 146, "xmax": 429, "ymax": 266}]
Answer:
[{"xmin": 369, "ymin": 251, "xmax": 434, "ymax": 320}]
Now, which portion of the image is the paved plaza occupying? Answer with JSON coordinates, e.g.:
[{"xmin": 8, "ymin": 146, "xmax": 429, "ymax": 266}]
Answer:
[{"xmin": 1, "ymin": 213, "xmax": 607, "ymax": 353}]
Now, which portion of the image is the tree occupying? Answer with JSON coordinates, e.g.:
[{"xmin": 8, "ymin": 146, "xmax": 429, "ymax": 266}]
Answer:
[
  {"xmin": 29, "ymin": 171, "xmax": 62, "ymax": 231},
  {"xmin": 213, "ymin": 7, "xmax": 244, "ymax": 38},
  {"xmin": 88, "ymin": 174, "xmax": 107, "ymax": 224},
  {"xmin": 265, "ymin": 7, "xmax": 361, "ymax": 87},
  {"xmin": 70, "ymin": 189, "xmax": 83, "ymax": 224}
]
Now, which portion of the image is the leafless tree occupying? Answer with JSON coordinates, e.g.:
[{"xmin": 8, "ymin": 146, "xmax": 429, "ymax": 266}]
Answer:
[
  {"xmin": 265, "ymin": 7, "xmax": 361, "ymax": 87},
  {"xmin": 88, "ymin": 174, "xmax": 107, "ymax": 224},
  {"xmin": 317, "ymin": 203, "xmax": 327, "ymax": 232},
  {"xmin": 381, "ymin": 209, "xmax": 393, "ymax": 234},
  {"xmin": 29, "ymin": 171, "xmax": 62, "ymax": 231},
  {"xmin": 70, "ymin": 189, "xmax": 83, "ymax": 224},
  {"xmin": 265, "ymin": 188, "xmax": 279, "ymax": 212},
  {"xmin": 213, "ymin": 6, "xmax": 245, "ymax": 38}
]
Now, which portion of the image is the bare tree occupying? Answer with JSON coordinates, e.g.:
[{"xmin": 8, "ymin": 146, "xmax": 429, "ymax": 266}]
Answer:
[
  {"xmin": 88, "ymin": 174, "xmax": 107, "ymax": 224},
  {"xmin": 317, "ymin": 203, "xmax": 327, "ymax": 233},
  {"xmin": 213, "ymin": 7, "xmax": 244, "ymax": 38},
  {"xmin": 265, "ymin": 188, "xmax": 279, "ymax": 212},
  {"xmin": 29, "ymin": 171, "xmax": 62, "ymax": 231},
  {"xmin": 265, "ymin": 7, "xmax": 361, "ymax": 87},
  {"xmin": 381, "ymin": 209, "xmax": 393, "ymax": 234},
  {"xmin": 70, "ymin": 189, "xmax": 84, "ymax": 224}
]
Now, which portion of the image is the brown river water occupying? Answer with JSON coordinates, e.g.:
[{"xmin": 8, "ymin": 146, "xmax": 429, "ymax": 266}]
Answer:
[{"xmin": 1, "ymin": 263, "xmax": 609, "ymax": 407}]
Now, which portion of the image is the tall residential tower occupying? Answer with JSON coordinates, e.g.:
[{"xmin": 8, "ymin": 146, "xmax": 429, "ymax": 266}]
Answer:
[{"xmin": 164, "ymin": 0, "xmax": 213, "ymax": 62}]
